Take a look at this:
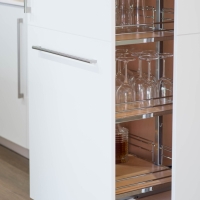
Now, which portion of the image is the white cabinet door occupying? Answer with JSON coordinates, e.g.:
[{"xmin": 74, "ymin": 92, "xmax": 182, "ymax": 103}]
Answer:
[
  {"xmin": 0, "ymin": 4, "xmax": 28, "ymax": 149},
  {"xmin": 28, "ymin": 26, "xmax": 115, "ymax": 200},
  {"xmin": 27, "ymin": 0, "xmax": 113, "ymax": 41}
]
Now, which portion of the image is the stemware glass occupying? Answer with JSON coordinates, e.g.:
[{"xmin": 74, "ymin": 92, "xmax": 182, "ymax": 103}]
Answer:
[
  {"xmin": 116, "ymin": 49, "xmax": 127, "ymax": 82},
  {"xmin": 129, "ymin": 49, "xmax": 158, "ymax": 84},
  {"xmin": 141, "ymin": 50, "xmax": 158, "ymax": 82},
  {"xmin": 116, "ymin": 78, "xmax": 122, "ymax": 93},
  {"xmin": 129, "ymin": 49, "xmax": 144, "ymax": 84},
  {"xmin": 116, "ymin": 53, "xmax": 136, "ymax": 106},
  {"xmin": 139, "ymin": 54, "xmax": 159, "ymax": 106},
  {"xmin": 156, "ymin": 53, "xmax": 173, "ymax": 103},
  {"xmin": 132, "ymin": 59, "xmax": 146, "ymax": 102}
]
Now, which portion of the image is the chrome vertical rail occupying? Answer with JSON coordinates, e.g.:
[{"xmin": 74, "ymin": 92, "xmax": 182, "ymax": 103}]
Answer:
[
  {"xmin": 24, "ymin": 0, "xmax": 31, "ymax": 13},
  {"xmin": 17, "ymin": 18, "xmax": 24, "ymax": 99},
  {"xmin": 154, "ymin": 0, "xmax": 163, "ymax": 166}
]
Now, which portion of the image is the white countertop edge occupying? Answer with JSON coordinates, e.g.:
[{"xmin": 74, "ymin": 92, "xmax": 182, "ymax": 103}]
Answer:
[{"xmin": 0, "ymin": 0, "xmax": 23, "ymax": 6}]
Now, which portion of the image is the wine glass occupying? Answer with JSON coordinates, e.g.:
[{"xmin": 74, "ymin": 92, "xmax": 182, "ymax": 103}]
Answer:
[
  {"xmin": 129, "ymin": 49, "xmax": 143, "ymax": 84},
  {"xmin": 132, "ymin": 59, "xmax": 146, "ymax": 103},
  {"xmin": 116, "ymin": 53, "xmax": 136, "ymax": 108},
  {"xmin": 156, "ymin": 53, "xmax": 173, "ymax": 103},
  {"xmin": 129, "ymin": 49, "xmax": 157, "ymax": 84},
  {"xmin": 141, "ymin": 50, "xmax": 158, "ymax": 82},
  {"xmin": 116, "ymin": 78, "xmax": 122, "ymax": 92},
  {"xmin": 116, "ymin": 49, "xmax": 127, "ymax": 82},
  {"xmin": 139, "ymin": 54, "xmax": 159, "ymax": 106}
]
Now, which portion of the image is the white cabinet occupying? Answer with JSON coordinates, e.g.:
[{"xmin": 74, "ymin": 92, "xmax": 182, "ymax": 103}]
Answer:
[
  {"xmin": 176, "ymin": 0, "xmax": 200, "ymax": 35},
  {"xmin": 27, "ymin": 0, "xmax": 200, "ymax": 199},
  {"xmin": 0, "ymin": 3, "xmax": 28, "ymax": 151},
  {"xmin": 28, "ymin": 26, "xmax": 114, "ymax": 200},
  {"xmin": 27, "ymin": 0, "xmax": 113, "ymax": 41},
  {"xmin": 172, "ymin": 34, "xmax": 200, "ymax": 200}
]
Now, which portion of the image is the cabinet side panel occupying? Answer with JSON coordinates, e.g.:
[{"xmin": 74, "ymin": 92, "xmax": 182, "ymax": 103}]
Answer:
[
  {"xmin": 0, "ymin": 4, "xmax": 28, "ymax": 148},
  {"xmin": 176, "ymin": 0, "xmax": 200, "ymax": 35},
  {"xmin": 28, "ymin": 26, "xmax": 115, "ymax": 200},
  {"xmin": 172, "ymin": 34, "xmax": 200, "ymax": 200}
]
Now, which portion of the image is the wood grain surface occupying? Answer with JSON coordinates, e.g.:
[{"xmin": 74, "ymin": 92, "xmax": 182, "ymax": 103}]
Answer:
[
  {"xmin": 0, "ymin": 145, "xmax": 31, "ymax": 200},
  {"xmin": 116, "ymin": 105, "xmax": 172, "ymax": 121},
  {"xmin": 116, "ymin": 155, "xmax": 171, "ymax": 195},
  {"xmin": 116, "ymin": 155, "xmax": 168, "ymax": 179},
  {"xmin": 116, "ymin": 31, "xmax": 173, "ymax": 42}
]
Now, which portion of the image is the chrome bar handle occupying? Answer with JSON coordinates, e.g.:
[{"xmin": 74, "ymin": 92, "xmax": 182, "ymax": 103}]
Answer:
[
  {"xmin": 24, "ymin": 0, "xmax": 31, "ymax": 13},
  {"xmin": 17, "ymin": 19, "xmax": 24, "ymax": 99},
  {"xmin": 32, "ymin": 46, "xmax": 97, "ymax": 64}
]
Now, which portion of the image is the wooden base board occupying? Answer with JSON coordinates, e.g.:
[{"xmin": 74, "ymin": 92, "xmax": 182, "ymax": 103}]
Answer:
[{"xmin": 0, "ymin": 136, "xmax": 29, "ymax": 159}]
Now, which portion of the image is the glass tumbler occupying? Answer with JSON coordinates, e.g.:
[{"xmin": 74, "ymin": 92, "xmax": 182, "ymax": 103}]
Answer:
[
  {"xmin": 134, "ymin": 0, "xmax": 146, "ymax": 25},
  {"xmin": 119, "ymin": 0, "xmax": 135, "ymax": 25},
  {"xmin": 116, "ymin": 124, "xmax": 129, "ymax": 163}
]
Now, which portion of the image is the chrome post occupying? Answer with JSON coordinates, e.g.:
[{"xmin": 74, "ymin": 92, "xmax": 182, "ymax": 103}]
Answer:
[{"xmin": 154, "ymin": 0, "xmax": 163, "ymax": 166}]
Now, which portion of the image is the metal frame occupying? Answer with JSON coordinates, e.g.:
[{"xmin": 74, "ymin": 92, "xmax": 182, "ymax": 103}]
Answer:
[
  {"xmin": 116, "ymin": 104, "xmax": 172, "ymax": 123},
  {"xmin": 115, "ymin": 0, "xmax": 173, "ymax": 199},
  {"xmin": 154, "ymin": 0, "xmax": 164, "ymax": 166},
  {"xmin": 116, "ymin": 182, "xmax": 171, "ymax": 200},
  {"xmin": 116, "ymin": 31, "xmax": 173, "ymax": 46}
]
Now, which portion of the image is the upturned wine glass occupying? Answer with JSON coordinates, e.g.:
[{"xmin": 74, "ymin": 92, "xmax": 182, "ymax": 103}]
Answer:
[
  {"xmin": 116, "ymin": 49, "xmax": 127, "ymax": 82},
  {"xmin": 116, "ymin": 53, "xmax": 136, "ymax": 107},
  {"xmin": 128, "ymin": 49, "xmax": 143, "ymax": 84},
  {"xmin": 132, "ymin": 60, "xmax": 146, "ymax": 102},
  {"xmin": 156, "ymin": 53, "xmax": 173, "ymax": 103},
  {"xmin": 139, "ymin": 54, "xmax": 159, "ymax": 106},
  {"xmin": 129, "ymin": 49, "xmax": 157, "ymax": 85},
  {"xmin": 141, "ymin": 50, "xmax": 158, "ymax": 82}
]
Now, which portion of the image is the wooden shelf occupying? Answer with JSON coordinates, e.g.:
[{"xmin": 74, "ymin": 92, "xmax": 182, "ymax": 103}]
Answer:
[
  {"xmin": 116, "ymin": 104, "xmax": 172, "ymax": 123},
  {"xmin": 116, "ymin": 155, "xmax": 171, "ymax": 199},
  {"xmin": 116, "ymin": 31, "xmax": 174, "ymax": 46}
]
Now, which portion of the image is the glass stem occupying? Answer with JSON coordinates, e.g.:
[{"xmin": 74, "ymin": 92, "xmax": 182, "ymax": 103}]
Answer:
[
  {"xmin": 148, "ymin": 61, "xmax": 151, "ymax": 81},
  {"xmin": 142, "ymin": 0, "xmax": 145, "ymax": 23},
  {"xmin": 162, "ymin": 59, "xmax": 166, "ymax": 78},
  {"xmin": 117, "ymin": 61, "xmax": 121, "ymax": 74},
  {"xmin": 124, "ymin": 61, "xmax": 128, "ymax": 84},
  {"xmin": 136, "ymin": 0, "xmax": 139, "ymax": 24},
  {"xmin": 139, "ymin": 59, "xmax": 142, "ymax": 78}
]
